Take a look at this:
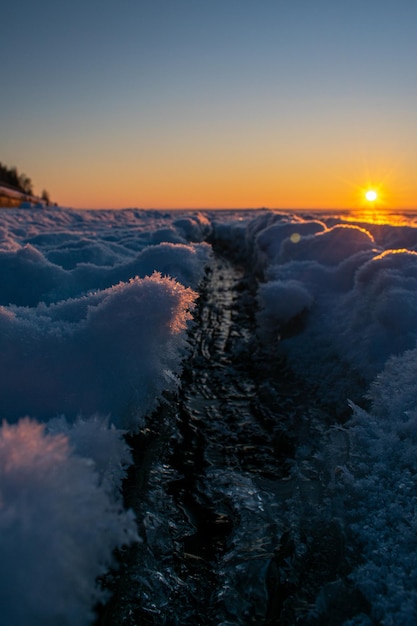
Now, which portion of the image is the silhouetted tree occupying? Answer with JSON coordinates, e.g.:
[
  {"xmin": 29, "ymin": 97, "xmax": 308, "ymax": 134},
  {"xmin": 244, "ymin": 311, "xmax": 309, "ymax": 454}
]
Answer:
[
  {"xmin": 18, "ymin": 173, "xmax": 33, "ymax": 195},
  {"xmin": 0, "ymin": 162, "xmax": 33, "ymax": 194},
  {"xmin": 41, "ymin": 189, "xmax": 50, "ymax": 205}
]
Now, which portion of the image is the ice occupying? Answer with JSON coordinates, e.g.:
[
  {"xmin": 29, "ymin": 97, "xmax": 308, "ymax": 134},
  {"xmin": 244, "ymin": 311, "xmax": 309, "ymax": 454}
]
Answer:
[
  {"xmin": 2, "ymin": 204, "xmax": 417, "ymax": 623},
  {"xmin": 216, "ymin": 209, "xmax": 417, "ymax": 622},
  {"xmin": 0, "ymin": 206, "xmax": 209, "ymax": 624}
]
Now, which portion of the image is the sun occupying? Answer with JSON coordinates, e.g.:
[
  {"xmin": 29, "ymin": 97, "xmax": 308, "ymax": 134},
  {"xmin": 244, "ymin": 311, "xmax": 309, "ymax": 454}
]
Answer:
[{"xmin": 365, "ymin": 189, "xmax": 378, "ymax": 202}]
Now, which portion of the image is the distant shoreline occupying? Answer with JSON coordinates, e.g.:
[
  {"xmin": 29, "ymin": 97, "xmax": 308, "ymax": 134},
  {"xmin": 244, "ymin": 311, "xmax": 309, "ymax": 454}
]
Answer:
[{"xmin": 0, "ymin": 184, "xmax": 45, "ymax": 208}]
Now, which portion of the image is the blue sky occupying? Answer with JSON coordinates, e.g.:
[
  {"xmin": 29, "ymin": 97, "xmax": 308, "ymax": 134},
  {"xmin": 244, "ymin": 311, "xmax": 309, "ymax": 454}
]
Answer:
[{"xmin": 2, "ymin": 0, "xmax": 417, "ymax": 208}]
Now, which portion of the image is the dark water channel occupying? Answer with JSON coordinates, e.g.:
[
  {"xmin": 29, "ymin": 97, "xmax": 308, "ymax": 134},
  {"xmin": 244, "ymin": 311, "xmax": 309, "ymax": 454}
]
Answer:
[{"xmin": 96, "ymin": 252, "xmax": 369, "ymax": 625}]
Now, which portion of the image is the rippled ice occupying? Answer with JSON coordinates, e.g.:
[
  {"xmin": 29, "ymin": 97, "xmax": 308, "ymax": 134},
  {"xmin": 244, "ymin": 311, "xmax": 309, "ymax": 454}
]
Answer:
[{"xmin": 96, "ymin": 253, "xmax": 368, "ymax": 626}]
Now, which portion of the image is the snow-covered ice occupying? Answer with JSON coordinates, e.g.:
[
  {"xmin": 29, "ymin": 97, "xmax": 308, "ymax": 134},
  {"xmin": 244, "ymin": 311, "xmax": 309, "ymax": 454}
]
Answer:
[
  {"xmin": 239, "ymin": 209, "xmax": 417, "ymax": 625},
  {"xmin": 0, "ymin": 207, "xmax": 210, "ymax": 624},
  {"xmin": 2, "ymin": 204, "xmax": 417, "ymax": 623}
]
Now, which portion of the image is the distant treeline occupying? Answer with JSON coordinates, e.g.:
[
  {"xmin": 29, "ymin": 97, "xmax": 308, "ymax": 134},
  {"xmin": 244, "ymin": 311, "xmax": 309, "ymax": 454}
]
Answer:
[
  {"xmin": 0, "ymin": 162, "xmax": 51, "ymax": 204},
  {"xmin": 0, "ymin": 162, "xmax": 34, "ymax": 194}
]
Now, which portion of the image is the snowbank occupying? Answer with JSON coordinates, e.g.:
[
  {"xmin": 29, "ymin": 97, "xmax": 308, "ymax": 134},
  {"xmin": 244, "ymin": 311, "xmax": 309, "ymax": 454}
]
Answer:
[
  {"xmin": 213, "ymin": 209, "xmax": 417, "ymax": 623},
  {"xmin": 0, "ymin": 273, "xmax": 196, "ymax": 427},
  {"xmin": 0, "ymin": 206, "xmax": 210, "ymax": 625},
  {"xmin": 0, "ymin": 210, "xmax": 211, "ymax": 306},
  {"xmin": 238, "ymin": 213, "xmax": 417, "ymax": 399}
]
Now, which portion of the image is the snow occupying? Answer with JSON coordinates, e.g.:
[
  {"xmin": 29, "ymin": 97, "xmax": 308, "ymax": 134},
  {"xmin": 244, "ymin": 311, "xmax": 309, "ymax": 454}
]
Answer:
[
  {"xmin": 2, "ymin": 204, "xmax": 417, "ymax": 623},
  {"xmin": 0, "ymin": 273, "xmax": 197, "ymax": 426},
  {"xmin": 0, "ymin": 206, "xmax": 209, "ymax": 624},
  {"xmin": 249, "ymin": 214, "xmax": 417, "ymax": 397},
  {"xmin": 257, "ymin": 278, "xmax": 314, "ymax": 335},
  {"xmin": 0, "ymin": 418, "xmax": 137, "ymax": 626},
  {"xmin": 230, "ymin": 209, "xmax": 417, "ymax": 623}
]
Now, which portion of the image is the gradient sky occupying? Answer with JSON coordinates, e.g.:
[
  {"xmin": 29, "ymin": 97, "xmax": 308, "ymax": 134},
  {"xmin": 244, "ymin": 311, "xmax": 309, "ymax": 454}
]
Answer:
[{"xmin": 2, "ymin": 0, "xmax": 417, "ymax": 210}]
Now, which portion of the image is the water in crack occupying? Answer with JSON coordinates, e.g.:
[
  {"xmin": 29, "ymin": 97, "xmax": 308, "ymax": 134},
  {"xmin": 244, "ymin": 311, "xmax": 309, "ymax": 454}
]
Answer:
[{"xmin": 96, "ymin": 252, "xmax": 368, "ymax": 626}]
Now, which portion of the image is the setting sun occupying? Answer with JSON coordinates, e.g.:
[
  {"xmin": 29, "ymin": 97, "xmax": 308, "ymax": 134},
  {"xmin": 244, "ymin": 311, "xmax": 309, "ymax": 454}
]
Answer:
[{"xmin": 365, "ymin": 189, "xmax": 378, "ymax": 202}]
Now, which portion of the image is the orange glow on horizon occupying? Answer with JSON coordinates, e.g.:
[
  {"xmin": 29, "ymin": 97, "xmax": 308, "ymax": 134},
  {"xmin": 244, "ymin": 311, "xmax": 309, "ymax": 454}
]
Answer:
[
  {"xmin": 37, "ymin": 156, "xmax": 415, "ymax": 212},
  {"xmin": 52, "ymin": 175, "xmax": 370, "ymax": 211}
]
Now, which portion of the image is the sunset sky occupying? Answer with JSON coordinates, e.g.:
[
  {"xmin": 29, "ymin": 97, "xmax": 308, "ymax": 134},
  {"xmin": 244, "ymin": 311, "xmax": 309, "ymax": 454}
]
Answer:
[{"xmin": 2, "ymin": 0, "xmax": 417, "ymax": 210}]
